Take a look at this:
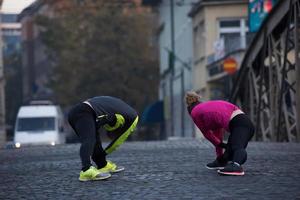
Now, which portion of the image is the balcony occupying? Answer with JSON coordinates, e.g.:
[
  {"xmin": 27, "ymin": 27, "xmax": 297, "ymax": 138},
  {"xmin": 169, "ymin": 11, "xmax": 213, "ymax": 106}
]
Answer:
[{"xmin": 206, "ymin": 50, "xmax": 245, "ymax": 81}]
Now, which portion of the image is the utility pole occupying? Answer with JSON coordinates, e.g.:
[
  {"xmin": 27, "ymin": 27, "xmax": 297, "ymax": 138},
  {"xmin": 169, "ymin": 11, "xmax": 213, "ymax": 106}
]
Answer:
[
  {"xmin": 294, "ymin": 2, "xmax": 300, "ymax": 142},
  {"xmin": 0, "ymin": 0, "xmax": 6, "ymax": 147},
  {"xmin": 169, "ymin": 0, "xmax": 175, "ymax": 137}
]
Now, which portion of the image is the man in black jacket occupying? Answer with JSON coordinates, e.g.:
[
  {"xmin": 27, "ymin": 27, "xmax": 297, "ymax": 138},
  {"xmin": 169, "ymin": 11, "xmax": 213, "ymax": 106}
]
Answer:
[{"xmin": 68, "ymin": 96, "xmax": 139, "ymax": 182}]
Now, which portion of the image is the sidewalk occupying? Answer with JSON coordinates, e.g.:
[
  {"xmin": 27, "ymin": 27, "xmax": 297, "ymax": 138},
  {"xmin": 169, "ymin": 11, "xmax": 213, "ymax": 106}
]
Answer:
[{"xmin": 0, "ymin": 139, "xmax": 299, "ymax": 200}]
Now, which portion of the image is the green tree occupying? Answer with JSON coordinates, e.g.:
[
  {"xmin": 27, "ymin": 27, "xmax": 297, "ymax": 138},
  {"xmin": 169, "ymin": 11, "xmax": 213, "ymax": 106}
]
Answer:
[
  {"xmin": 4, "ymin": 53, "xmax": 23, "ymax": 139},
  {"xmin": 36, "ymin": 0, "xmax": 159, "ymax": 113}
]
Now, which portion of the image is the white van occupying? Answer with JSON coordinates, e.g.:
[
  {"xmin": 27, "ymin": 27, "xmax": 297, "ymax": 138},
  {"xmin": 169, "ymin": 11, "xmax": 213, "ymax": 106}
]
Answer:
[{"xmin": 14, "ymin": 101, "xmax": 66, "ymax": 148}]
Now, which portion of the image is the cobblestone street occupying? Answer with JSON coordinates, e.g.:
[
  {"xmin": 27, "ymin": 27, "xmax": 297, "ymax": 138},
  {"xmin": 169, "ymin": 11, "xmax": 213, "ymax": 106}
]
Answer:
[{"xmin": 0, "ymin": 139, "xmax": 300, "ymax": 200}]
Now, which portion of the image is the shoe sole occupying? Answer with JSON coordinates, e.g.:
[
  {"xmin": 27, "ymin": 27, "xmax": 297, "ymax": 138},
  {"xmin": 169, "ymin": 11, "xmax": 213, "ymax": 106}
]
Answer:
[
  {"xmin": 217, "ymin": 170, "xmax": 245, "ymax": 176},
  {"xmin": 79, "ymin": 174, "xmax": 112, "ymax": 182},
  {"xmin": 206, "ymin": 166, "xmax": 225, "ymax": 170},
  {"xmin": 111, "ymin": 167, "xmax": 125, "ymax": 173}
]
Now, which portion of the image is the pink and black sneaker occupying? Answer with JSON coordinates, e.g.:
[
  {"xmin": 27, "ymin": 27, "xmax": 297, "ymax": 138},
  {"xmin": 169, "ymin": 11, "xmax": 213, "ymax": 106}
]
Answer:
[
  {"xmin": 206, "ymin": 159, "xmax": 227, "ymax": 170},
  {"xmin": 217, "ymin": 162, "xmax": 245, "ymax": 176}
]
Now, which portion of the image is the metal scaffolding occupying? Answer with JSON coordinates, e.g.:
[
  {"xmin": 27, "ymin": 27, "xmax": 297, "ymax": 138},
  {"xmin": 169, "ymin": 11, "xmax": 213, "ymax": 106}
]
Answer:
[{"xmin": 231, "ymin": 0, "xmax": 300, "ymax": 142}]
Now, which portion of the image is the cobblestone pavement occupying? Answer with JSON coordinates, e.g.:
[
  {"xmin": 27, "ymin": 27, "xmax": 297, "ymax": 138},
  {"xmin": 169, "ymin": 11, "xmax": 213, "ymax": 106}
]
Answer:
[{"xmin": 0, "ymin": 139, "xmax": 300, "ymax": 200}]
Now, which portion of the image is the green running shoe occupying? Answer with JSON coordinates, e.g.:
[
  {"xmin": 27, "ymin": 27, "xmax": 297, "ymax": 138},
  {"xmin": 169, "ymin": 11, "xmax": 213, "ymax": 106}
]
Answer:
[
  {"xmin": 99, "ymin": 160, "xmax": 125, "ymax": 173},
  {"xmin": 79, "ymin": 166, "xmax": 111, "ymax": 182}
]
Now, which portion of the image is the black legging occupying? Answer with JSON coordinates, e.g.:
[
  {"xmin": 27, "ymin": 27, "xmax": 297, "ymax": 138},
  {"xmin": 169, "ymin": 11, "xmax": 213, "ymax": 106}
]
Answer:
[
  {"xmin": 223, "ymin": 114, "xmax": 255, "ymax": 165},
  {"xmin": 68, "ymin": 103, "xmax": 107, "ymax": 171}
]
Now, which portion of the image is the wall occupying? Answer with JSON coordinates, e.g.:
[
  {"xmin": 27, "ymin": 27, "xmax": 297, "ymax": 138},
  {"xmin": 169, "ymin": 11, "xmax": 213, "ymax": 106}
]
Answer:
[
  {"xmin": 158, "ymin": 0, "xmax": 194, "ymax": 138},
  {"xmin": 192, "ymin": 2, "xmax": 248, "ymax": 99}
]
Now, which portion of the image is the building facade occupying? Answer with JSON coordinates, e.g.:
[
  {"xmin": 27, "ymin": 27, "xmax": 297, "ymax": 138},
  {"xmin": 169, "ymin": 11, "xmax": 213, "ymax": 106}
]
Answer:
[
  {"xmin": 1, "ymin": 3, "xmax": 25, "ymax": 140},
  {"xmin": 143, "ymin": 0, "xmax": 252, "ymax": 139},
  {"xmin": 1, "ymin": 13, "xmax": 21, "ymax": 56},
  {"xmin": 144, "ymin": 0, "xmax": 195, "ymax": 139},
  {"xmin": 189, "ymin": 0, "xmax": 249, "ymax": 100},
  {"xmin": 0, "ymin": 0, "xmax": 6, "ymax": 147},
  {"xmin": 19, "ymin": 1, "xmax": 54, "ymax": 103}
]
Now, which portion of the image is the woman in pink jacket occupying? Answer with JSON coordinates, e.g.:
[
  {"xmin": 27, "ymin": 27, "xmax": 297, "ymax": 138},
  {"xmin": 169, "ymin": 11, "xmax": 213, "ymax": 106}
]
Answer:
[{"xmin": 186, "ymin": 91, "xmax": 254, "ymax": 176}]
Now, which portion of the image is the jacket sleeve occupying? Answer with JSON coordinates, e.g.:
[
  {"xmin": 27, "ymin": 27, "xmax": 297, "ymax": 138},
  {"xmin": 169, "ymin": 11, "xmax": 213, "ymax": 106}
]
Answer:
[
  {"xmin": 200, "ymin": 127, "xmax": 224, "ymax": 157},
  {"xmin": 212, "ymin": 129, "xmax": 224, "ymax": 157},
  {"xmin": 190, "ymin": 112, "xmax": 224, "ymax": 157},
  {"xmin": 96, "ymin": 114, "xmax": 116, "ymax": 126}
]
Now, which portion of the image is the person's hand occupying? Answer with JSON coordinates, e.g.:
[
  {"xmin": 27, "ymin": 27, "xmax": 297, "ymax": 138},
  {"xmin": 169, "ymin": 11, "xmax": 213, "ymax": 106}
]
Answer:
[
  {"xmin": 218, "ymin": 142, "xmax": 227, "ymax": 149},
  {"xmin": 106, "ymin": 114, "xmax": 117, "ymax": 126},
  {"xmin": 96, "ymin": 114, "xmax": 116, "ymax": 126}
]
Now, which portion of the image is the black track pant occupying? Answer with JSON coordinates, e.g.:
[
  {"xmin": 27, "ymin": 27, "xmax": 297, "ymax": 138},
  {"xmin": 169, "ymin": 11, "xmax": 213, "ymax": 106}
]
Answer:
[
  {"xmin": 223, "ymin": 114, "xmax": 255, "ymax": 165},
  {"xmin": 68, "ymin": 103, "xmax": 107, "ymax": 171}
]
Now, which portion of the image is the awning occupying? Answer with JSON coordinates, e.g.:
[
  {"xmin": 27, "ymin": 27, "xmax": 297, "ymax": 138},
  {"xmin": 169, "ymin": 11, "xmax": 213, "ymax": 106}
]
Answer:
[{"xmin": 141, "ymin": 100, "xmax": 164, "ymax": 124}]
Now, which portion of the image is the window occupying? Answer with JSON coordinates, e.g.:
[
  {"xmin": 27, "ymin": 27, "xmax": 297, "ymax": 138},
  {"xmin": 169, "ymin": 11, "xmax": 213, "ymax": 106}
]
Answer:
[
  {"xmin": 1, "ymin": 14, "xmax": 18, "ymax": 23},
  {"xmin": 2, "ymin": 29, "xmax": 21, "ymax": 36},
  {"xmin": 220, "ymin": 20, "xmax": 240, "ymax": 28},
  {"xmin": 17, "ymin": 117, "xmax": 56, "ymax": 132},
  {"xmin": 218, "ymin": 18, "xmax": 249, "ymax": 53},
  {"xmin": 220, "ymin": 32, "xmax": 241, "ymax": 53}
]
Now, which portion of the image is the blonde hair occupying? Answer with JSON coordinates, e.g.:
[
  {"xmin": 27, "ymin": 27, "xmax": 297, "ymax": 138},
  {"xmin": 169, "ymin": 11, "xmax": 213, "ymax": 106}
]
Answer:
[{"xmin": 185, "ymin": 91, "xmax": 201, "ymax": 106}]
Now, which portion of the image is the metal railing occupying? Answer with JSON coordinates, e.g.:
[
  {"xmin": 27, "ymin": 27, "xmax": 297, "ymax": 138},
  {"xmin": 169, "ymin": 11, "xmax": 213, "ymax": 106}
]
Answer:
[{"xmin": 230, "ymin": 0, "xmax": 300, "ymax": 142}]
